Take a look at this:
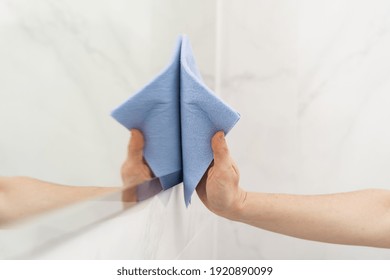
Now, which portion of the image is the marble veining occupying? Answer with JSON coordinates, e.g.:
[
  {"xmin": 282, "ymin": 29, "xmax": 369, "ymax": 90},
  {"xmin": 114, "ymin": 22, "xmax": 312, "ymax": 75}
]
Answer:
[{"xmin": 216, "ymin": 0, "xmax": 390, "ymax": 259}]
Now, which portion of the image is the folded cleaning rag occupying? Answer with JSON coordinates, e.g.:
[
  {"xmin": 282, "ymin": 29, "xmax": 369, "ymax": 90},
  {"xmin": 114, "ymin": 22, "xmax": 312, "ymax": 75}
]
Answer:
[{"xmin": 111, "ymin": 35, "xmax": 240, "ymax": 206}]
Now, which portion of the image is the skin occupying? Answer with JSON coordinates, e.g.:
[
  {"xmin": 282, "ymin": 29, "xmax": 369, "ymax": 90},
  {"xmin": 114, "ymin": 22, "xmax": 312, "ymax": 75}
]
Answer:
[
  {"xmin": 197, "ymin": 131, "xmax": 390, "ymax": 249},
  {"xmin": 0, "ymin": 129, "xmax": 151, "ymax": 226}
]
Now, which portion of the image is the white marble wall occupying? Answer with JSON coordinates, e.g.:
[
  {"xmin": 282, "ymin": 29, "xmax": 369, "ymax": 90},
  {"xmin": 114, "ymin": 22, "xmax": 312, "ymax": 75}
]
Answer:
[
  {"xmin": 216, "ymin": 0, "xmax": 390, "ymax": 259},
  {"xmin": 0, "ymin": 0, "xmax": 217, "ymax": 259},
  {"xmin": 2, "ymin": 0, "xmax": 390, "ymax": 259}
]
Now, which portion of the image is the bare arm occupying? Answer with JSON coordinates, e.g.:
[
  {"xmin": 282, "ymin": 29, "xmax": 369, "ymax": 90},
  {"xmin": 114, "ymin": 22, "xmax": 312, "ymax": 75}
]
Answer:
[
  {"xmin": 196, "ymin": 132, "xmax": 390, "ymax": 248},
  {"xmin": 0, "ymin": 176, "xmax": 119, "ymax": 224},
  {"xmin": 231, "ymin": 190, "xmax": 390, "ymax": 248},
  {"xmin": 0, "ymin": 129, "xmax": 152, "ymax": 225}
]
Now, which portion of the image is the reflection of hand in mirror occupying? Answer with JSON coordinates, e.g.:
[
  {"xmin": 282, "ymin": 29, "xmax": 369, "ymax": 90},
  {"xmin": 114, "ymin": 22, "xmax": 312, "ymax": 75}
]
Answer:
[
  {"xmin": 0, "ymin": 129, "xmax": 152, "ymax": 226},
  {"xmin": 122, "ymin": 129, "xmax": 153, "ymax": 186},
  {"xmin": 121, "ymin": 129, "xmax": 153, "ymax": 202}
]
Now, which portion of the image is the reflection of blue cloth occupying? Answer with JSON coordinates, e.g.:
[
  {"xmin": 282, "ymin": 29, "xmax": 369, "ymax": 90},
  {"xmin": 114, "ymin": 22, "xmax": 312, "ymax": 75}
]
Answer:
[{"xmin": 111, "ymin": 35, "xmax": 240, "ymax": 206}]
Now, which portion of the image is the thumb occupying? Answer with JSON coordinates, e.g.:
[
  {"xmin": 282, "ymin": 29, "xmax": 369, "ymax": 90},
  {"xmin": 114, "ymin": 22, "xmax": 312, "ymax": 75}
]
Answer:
[
  {"xmin": 211, "ymin": 131, "xmax": 231, "ymax": 169},
  {"xmin": 127, "ymin": 129, "xmax": 145, "ymax": 163}
]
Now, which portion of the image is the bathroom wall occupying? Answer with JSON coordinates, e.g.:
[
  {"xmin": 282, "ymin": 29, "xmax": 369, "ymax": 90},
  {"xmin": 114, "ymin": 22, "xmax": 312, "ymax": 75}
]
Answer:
[
  {"xmin": 1, "ymin": 0, "xmax": 390, "ymax": 259},
  {"xmin": 216, "ymin": 0, "xmax": 390, "ymax": 259}
]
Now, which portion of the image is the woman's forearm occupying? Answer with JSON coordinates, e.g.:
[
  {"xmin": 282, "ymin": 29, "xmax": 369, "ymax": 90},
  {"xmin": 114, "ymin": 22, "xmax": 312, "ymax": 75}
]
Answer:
[
  {"xmin": 0, "ymin": 176, "xmax": 119, "ymax": 225},
  {"xmin": 227, "ymin": 189, "xmax": 390, "ymax": 248},
  {"xmin": 0, "ymin": 130, "xmax": 152, "ymax": 226}
]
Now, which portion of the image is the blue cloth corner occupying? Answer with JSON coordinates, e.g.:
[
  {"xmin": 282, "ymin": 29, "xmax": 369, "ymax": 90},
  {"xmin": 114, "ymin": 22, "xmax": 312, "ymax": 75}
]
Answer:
[{"xmin": 111, "ymin": 35, "xmax": 240, "ymax": 206}]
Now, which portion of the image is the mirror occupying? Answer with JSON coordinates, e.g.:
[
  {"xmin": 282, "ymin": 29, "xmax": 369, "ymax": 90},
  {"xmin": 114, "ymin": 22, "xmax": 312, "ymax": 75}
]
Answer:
[
  {"xmin": 0, "ymin": 173, "xmax": 169, "ymax": 259},
  {"xmin": 0, "ymin": 0, "xmax": 215, "ymax": 260}
]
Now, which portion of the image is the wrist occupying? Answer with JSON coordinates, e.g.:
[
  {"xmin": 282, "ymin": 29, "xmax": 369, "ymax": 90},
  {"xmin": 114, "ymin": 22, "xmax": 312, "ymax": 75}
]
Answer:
[{"xmin": 217, "ymin": 187, "xmax": 248, "ymax": 221}]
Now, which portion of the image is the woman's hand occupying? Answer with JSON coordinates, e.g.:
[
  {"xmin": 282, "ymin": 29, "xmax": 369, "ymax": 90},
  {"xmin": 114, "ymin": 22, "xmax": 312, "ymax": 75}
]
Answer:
[
  {"xmin": 196, "ymin": 131, "xmax": 247, "ymax": 219},
  {"xmin": 121, "ymin": 129, "xmax": 153, "ymax": 188}
]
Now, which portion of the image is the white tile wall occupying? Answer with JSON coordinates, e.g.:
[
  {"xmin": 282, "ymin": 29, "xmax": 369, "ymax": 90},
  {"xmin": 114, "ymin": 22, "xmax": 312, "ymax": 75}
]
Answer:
[{"xmin": 217, "ymin": 0, "xmax": 390, "ymax": 259}]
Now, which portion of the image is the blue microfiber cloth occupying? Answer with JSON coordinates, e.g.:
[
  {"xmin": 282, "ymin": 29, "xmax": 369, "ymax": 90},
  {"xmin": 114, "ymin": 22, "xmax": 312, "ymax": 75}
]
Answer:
[{"xmin": 111, "ymin": 35, "xmax": 240, "ymax": 206}]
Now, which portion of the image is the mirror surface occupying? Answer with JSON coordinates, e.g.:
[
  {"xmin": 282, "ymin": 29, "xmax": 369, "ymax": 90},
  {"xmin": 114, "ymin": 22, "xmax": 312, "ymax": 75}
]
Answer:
[{"xmin": 0, "ymin": 174, "xmax": 168, "ymax": 259}]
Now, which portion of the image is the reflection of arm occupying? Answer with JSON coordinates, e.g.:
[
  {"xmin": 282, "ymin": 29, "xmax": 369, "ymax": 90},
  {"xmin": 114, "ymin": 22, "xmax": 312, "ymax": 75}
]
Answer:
[
  {"xmin": 0, "ymin": 129, "xmax": 152, "ymax": 226},
  {"xmin": 0, "ymin": 176, "xmax": 118, "ymax": 225},
  {"xmin": 197, "ymin": 132, "xmax": 390, "ymax": 249}
]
